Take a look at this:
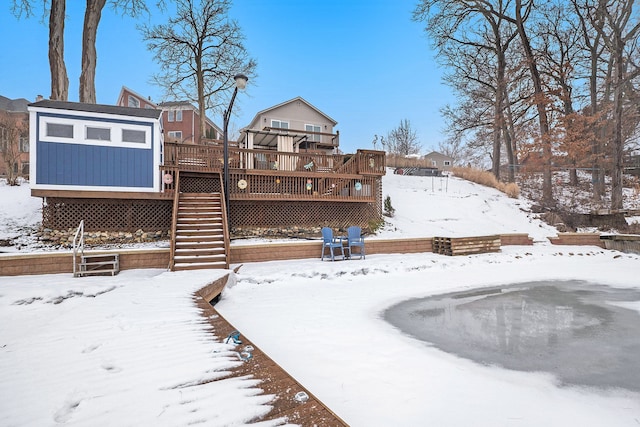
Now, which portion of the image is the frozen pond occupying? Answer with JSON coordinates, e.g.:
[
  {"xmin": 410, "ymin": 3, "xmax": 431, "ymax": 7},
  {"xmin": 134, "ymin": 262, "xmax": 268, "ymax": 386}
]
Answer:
[{"xmin": 384, "ymin": 280, "xmax": 640, "ymax": 392}]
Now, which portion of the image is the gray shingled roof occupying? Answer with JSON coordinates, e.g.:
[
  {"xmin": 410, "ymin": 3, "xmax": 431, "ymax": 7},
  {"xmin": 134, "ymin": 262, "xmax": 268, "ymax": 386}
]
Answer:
[
  {"xmin": 29, "ymin": 100, "xmax": 162, "ymax": 119},
  {"xmin": 0, "ymin": 95, "xmax": 30, "ymax": 113}
]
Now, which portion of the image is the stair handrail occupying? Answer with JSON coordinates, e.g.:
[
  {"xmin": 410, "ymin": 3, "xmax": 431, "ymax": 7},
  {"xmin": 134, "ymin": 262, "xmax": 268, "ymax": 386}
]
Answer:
[
  {"xmin": 72, "ymin": 220, "xmax": 85, "ymax": 277},
  {"xmin": 169, "ymin": 170, "xmax": 181, "ymax": 270},
  {"xmin": 219, "ymin": 172, "xmax": 231, "ymax": 269}
]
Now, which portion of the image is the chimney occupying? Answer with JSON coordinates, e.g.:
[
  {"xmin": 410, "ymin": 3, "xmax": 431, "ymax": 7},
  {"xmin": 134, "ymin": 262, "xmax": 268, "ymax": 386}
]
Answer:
[{"xmin": 36, "ymin": 94, "xmax": 43, "ymax": 102}]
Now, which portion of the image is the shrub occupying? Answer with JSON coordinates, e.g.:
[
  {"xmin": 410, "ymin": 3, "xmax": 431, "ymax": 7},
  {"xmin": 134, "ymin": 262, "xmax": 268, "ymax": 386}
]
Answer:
[
  {"xmin": 451, "ymin": 166, "xmax": 520, "ymax": 199},
  {"xmin": 501, "ymin": 182, "xmax": 520, "ymax": 199},
  {"xmin": 383, "ymin": 195, "xmax": 395, "ymax": 217}
]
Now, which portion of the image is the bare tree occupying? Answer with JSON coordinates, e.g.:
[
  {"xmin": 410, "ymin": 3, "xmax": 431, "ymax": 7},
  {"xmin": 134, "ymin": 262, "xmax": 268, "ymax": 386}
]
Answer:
[
  {"xmin": 12, "ymin": 0, "xmax": 68, "ymax": 100},
  {"xmin": 536, "ymin": 1, "xmax": 584, "ymax": 185},
  {"xmin": 142, "ymin": 0, "xmax": 256, "ymax": 142},
  {"xmin": 386, "ymin": 119, "xmax": 421, "ymax": 156},
  {"xmin": 588, "ymin": 0, "xmax": 640, "ymax": 210},
  {"xmin": 414, "ymin": 0, "xmax": 520, "ymax": 181}
]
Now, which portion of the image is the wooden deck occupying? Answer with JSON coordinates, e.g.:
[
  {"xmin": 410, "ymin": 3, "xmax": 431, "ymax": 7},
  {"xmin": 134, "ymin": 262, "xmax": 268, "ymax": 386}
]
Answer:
[{"xmin": 162, "ymin": 143, "xmax": 385, "ymax": 203}]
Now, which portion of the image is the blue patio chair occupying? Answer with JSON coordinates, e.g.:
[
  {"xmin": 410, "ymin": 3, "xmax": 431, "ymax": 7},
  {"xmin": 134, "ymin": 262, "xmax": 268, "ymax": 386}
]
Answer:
[
  {"xmin": 321, "ymin": 227, "xmax": 345, "ymax": 261},
  {"xmin": 347, "ymin": 226, "xmax": 366, "ymax": 259}
]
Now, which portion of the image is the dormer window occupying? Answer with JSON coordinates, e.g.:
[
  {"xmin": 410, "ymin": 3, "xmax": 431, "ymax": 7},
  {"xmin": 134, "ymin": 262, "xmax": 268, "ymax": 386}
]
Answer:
[{"xmin": 128, "ymin": 95, "xmax": 140, "ymax": 108}]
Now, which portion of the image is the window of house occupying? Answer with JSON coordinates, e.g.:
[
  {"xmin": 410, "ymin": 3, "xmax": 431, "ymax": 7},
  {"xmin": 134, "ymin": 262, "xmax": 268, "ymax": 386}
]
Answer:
[
  {"xmin": 86, "ymin": 126, "xmax": 111, "ymax": 141},
  {"xmin": 21, "ymin": 162, "xmax": 29, "ymax": 176},
  {"xmin": 0, "ymin": 127, "xmax": 7, "ymax": 148},
  {"xmin": 168, "ymin": 110, "xmax": 182, "ymax": 122},
  {"xmin": 19, "ymin": 137, "xmax": 29, "ymax": 153},
  {"xmin": 168, "ymin": 131, "xmax": 182, "ymax": 140},
  {"xmin": 444, "ymin": 160, "xmax": 451, "ymax": 166},
  {"xmin": 271, "ymin": 120, "xmax": 289, "ymax": 129},
  {"xmin": 128, "ymin": 95, "xmax": 140, "ymax": 108},
  {"xmin": 46, "ymin": 122, "xmax": 74, "ymax": 138},
  {"xmin": 122, "ymin": 129, "xmax": 146, "ymax": 143},
  {"xmin": 305, "ymin": 124, "xmax": 321, "ymax": 142},
  {"xmin": 431, "ymin": 160, "xmax": 437, "ymax": 167}
]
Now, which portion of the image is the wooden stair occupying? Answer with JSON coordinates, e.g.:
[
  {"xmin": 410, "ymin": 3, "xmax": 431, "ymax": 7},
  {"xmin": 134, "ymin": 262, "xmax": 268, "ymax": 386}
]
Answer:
[{"xmin": 172, "ymin": 192, "xmax": 229, "ymax": 270}]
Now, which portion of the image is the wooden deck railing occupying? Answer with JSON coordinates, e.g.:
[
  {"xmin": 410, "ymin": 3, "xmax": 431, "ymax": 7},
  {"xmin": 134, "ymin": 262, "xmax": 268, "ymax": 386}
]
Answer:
[
  {"xmin": 162, "ymin": 142, "xmax": 385, "ymax": 201},
  {"xmin": 164, "ymin": 143, "xmax": 384, "ymax": 175}
]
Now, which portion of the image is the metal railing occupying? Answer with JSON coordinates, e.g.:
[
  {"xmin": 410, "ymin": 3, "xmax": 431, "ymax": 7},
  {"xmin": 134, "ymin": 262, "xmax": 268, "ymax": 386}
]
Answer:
[{"xmin": 72, "ymin": 220, "xmax": 84, "ymax": 278}]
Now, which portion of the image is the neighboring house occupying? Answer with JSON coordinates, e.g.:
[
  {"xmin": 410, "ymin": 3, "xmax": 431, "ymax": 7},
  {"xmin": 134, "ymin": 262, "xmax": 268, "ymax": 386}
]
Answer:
[
  {"xmin": 158, "ymin": 101, "xmax": 222, "ymax": 143},
  {"xmin": 238, "ymin": 97, "xmax": 339, "ymax": 154},
  {"xmin": 424, "ymin": 151, "xmax": 453, "ymax": 171},
  {"xmin": 29, "ymin": 100, "xmax": 163, "ymax": 193},
  {"xmin": 116, "ymin": 87, "xmax": 222, "ymax": 144},
  {"xmin": 0, "ymin": 95, "xmax": 31, "ymax": 180}
]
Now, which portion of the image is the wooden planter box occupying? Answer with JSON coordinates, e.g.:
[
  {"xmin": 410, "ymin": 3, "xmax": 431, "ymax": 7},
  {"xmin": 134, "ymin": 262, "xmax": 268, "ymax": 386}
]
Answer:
[{"xmin": 433, "ymin": 235, "xmax": 501, "ymax": 256}]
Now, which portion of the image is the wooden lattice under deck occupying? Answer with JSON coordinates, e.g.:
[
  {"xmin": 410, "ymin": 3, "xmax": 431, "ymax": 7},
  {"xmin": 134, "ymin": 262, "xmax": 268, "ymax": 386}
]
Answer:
[
  {"xmin": 230, "ymin": 200, "xmax": 380, "ymax": 230},
  {"xmin": 42, "ymin": 198, "xmax": 173, "ymax": 232},
  {"xmin": 40, "ymin": 170, "xmax": 383, "ymax": 233}
]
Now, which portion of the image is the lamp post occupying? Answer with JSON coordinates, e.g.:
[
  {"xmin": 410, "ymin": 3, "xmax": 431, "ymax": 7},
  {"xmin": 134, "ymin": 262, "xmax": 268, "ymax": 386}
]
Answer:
[{"xmin": 223, "ymin": 73, "xmax": 248, "ymax": 228}]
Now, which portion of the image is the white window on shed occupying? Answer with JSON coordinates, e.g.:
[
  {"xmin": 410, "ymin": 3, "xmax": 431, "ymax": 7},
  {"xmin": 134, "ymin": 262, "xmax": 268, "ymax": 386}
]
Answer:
[
  {"xmin": 122, "ymin": 129, "xmax": 146, "ymax": 143},
  {"xmin": 46, "ymin": 122, "xmax": 74, "ymax": 138},
  {"xmin": 86, "ymin": 126, "xmax": 111, "ymax": 141},
  {"xmin": 271, "ymin": 120, "xmax": 289, "ymax": 129}
]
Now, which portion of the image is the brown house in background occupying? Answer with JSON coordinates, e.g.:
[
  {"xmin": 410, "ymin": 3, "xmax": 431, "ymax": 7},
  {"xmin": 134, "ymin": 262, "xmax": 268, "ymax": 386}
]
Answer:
[
  {"xmin": 116, "ymin": 87, "xmax": 222, "ymax": 144},
  {"xmin": 0, "ymin": 95, "xmax": 30, "ymax": 180}
]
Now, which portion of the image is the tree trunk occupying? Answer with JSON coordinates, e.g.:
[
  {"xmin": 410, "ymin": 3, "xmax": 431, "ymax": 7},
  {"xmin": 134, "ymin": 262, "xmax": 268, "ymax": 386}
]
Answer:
[
  {"xmin": 610, "ymin": 45, "xmax": 625, "ymax": 211},
  {"xmin": 492, "ymin": 50, "xmax": 506, "ymax": 180},
  {"xmin": 515, "ymin": 0, "xmax": 554, "ymax": 207},
  {"xmin": 80, "ymin": 0, "xmax": 106, "ymax": 103},
  {"xmin": 503, "ymin": 87, "xmax": 518, "ymax": 182},
  {"xmin": 196, "ymin": 53, "xmax": 206, "ymax": 143},
  {"xmin": 589, "ymin": 49, "xmax": 605, "ymax": 200},
  {"xmin": 48, "ymin": 0, "xmax": 68, "ymax": 101}
]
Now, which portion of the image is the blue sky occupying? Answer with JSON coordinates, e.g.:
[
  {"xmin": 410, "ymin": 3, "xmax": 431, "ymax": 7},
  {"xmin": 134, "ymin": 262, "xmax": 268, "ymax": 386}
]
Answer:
[{"xmin": 1, "ymin": 0, "xmax": 453, "ymax": 154}]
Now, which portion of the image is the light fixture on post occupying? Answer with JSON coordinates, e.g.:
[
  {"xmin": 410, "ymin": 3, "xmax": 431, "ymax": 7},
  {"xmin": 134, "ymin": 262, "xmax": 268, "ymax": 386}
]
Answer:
[{"xmin": 223, "ymin": 73, "xmax": 248, "ymax": 228}]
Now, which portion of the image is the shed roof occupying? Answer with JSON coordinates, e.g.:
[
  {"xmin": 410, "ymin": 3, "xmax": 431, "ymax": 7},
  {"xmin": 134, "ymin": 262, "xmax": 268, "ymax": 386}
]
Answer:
[{"xmin": 29, "ymin": 100, "xmax": 162, "ymax": 119}]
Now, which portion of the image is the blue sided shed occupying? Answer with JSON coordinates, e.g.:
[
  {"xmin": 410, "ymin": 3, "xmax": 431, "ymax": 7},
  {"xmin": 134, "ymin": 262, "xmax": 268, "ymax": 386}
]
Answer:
[
  {"xmin": 29, "ymin": 100, "xmax": 163, "ymax": 192},
  {"xmin": 28, "ymin": 100, "xmax": 172, "ymax": 233}
]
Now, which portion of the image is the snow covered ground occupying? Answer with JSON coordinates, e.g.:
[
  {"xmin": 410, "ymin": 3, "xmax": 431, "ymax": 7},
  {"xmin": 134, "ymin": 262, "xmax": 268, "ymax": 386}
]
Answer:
[{"xmin": 1, "ymin": 172, "xmax": 639, "ymax": 426}]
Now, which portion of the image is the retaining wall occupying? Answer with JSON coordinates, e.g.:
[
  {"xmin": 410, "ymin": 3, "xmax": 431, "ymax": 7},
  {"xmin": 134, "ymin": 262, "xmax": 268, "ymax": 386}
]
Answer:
[{"xmin": 0, "ymin": 233, "xmax": 567, "ymax": 277}]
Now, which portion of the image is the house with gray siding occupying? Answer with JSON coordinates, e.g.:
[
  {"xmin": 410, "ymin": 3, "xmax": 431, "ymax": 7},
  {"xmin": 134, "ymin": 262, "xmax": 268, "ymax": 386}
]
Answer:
[
  {"xmin": 424, "ymin": 151, "xmax": 454, "ymax": 171},
  {"xmin": 238, "ymin": 97, "xmax": 339, "ymax": 154}
]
